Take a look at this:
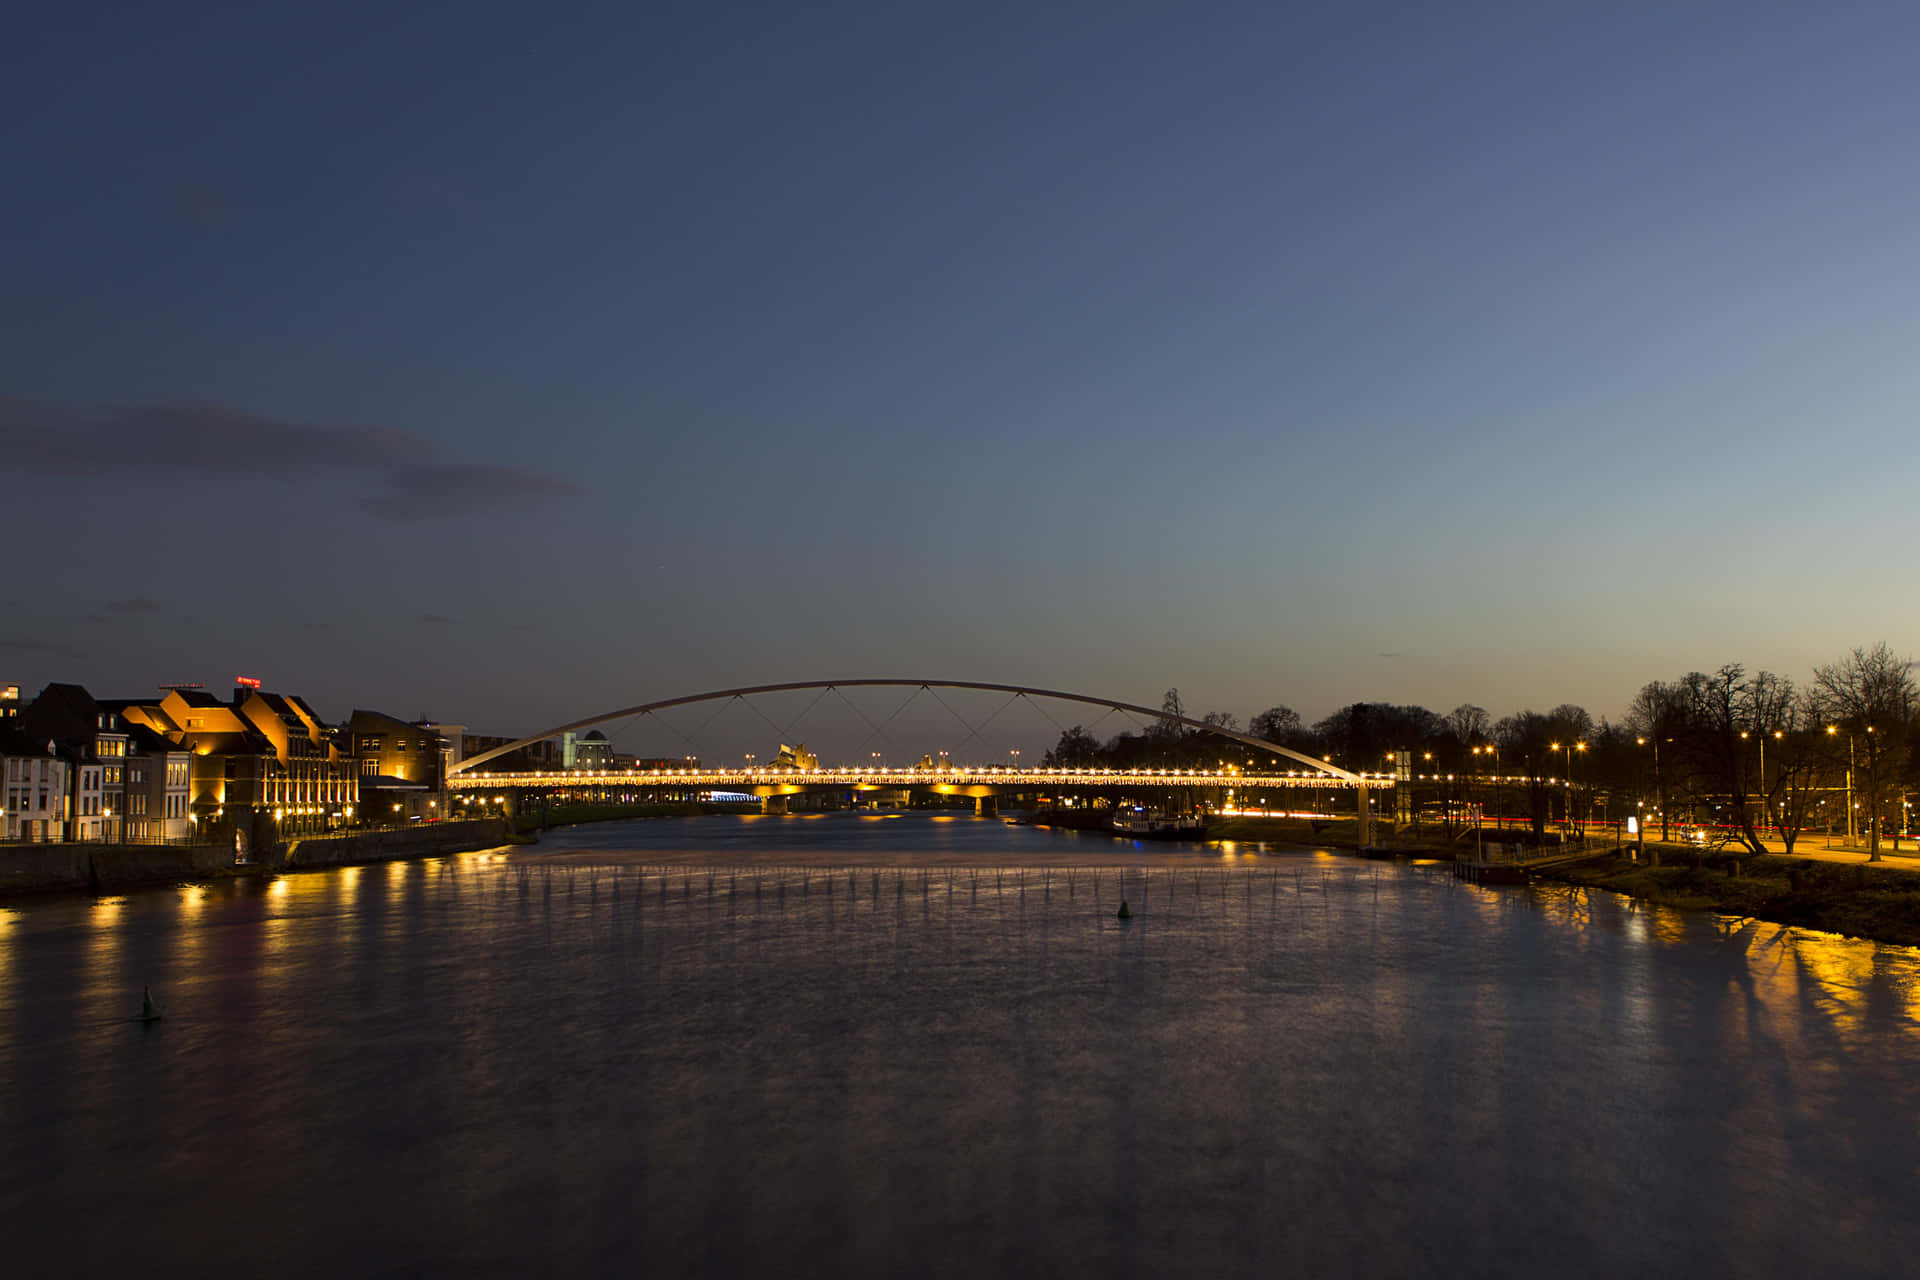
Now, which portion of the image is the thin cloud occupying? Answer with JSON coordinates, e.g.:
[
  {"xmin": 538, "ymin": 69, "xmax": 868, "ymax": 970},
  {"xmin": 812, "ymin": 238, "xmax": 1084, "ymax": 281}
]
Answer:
[
  {"xmin": 0, "ymin": 398, "xmax": 581, "ymax": 519},
  {"xmin": 357, "ymin": 463, "xmax": 583, "ymax": 521},
  {"xmin": 106, "ymin": 596, "xmax": 162, "ymax": 615},
  {"xmin": 0, "ymin": 636, "xmax": 89, "ymax": 658}
]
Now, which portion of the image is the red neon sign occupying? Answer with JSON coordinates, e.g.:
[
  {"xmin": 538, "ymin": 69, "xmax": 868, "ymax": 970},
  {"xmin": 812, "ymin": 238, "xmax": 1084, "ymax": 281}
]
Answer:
[{"xmin": 235, "ymin": 676, "xmax": 262, "ymax": 689}]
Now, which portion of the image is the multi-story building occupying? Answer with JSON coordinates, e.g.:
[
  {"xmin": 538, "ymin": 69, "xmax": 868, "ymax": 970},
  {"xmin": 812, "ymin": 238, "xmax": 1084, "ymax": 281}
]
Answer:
[
  {"xmin": 574, "ymin": 730, "xmax": 615, "ymax": 770},
  {"xmin": 2, "ymin": 728, "xmax": 70, "ymax": 842},
  {"xmin": 462, "ymin": 733, "xmax": 562, "ymax": 774},
  {"xmin": 346, "ymin": 709, "xmax": 457, "ymax": 822},
  {"xmin": 123, "ymin": 725, "xmax": 193, "ymax": 842},
  {"xmin": 18, "ymin": 683, "xmax": 129, "ymax": 841},
  {"xmin": 115, "ymin": 682, "xmax": 358, "ymax": 836}
]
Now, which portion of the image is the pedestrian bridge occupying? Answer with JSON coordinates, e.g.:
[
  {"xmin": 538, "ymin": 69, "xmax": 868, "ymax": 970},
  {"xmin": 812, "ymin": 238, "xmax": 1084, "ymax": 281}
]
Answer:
[
  {"xmin": 447, "ymin": 678, "xmax": 1389, "ymax": 843},
  {"xmin": 446, "ymin": 763, "xmax": 1384, "ymax": 793}
]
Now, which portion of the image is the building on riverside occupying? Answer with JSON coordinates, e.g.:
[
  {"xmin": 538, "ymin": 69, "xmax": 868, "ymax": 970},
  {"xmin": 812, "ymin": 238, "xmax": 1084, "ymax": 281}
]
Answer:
[
  {"xmin": 346, "ymin": 709, "xmax": 460, "ymax": 822},
  {"xmin": 17, "ymin": 682, "xmax": 127, "ymax": 841},
  {"xmin": 122, "ymin": 724, "xmax": 193, "ymax": 842},
  {"xmin": 573, "ymin": 730, "xmax": 615, "ymax": 771},
  {"xmin": 113, "ymin": 682, "xmax": 358, "ymax": 837},
  {"xmin": 461, "ymin": 733, "xmax": 562, "ymax": 773},
  {"xmin": 1, "ymin": 726, "xmax": 70, "ymax": 842}
]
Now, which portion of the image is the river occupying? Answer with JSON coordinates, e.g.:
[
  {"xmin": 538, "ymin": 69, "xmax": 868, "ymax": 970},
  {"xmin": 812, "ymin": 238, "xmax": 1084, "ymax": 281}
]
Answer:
[{"xmin": 3, "ymin": 812, "xmax": 1918, "ymax": 1277}]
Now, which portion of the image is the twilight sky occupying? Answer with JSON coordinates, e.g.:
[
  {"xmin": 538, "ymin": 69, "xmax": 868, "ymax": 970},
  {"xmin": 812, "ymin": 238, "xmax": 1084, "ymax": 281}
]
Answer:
[{"xmin": 3, "ymin": 0, "xmax": 1916, "ymax": 749}]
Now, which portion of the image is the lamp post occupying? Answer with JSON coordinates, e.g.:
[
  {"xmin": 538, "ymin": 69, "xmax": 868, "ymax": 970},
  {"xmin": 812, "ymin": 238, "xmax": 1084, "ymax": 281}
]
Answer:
[
  {"xmin": 1636, "ymin": 735, "xmax": 1670, "ymax": 841},
  {"xmin": 1740, "ymin": 728, "xmax": 1785, "ymax": 838},
  {"xmin": 1550, "ymin": 741, "xmax": 1585, "ymax": 835},
  {"xmin": 1827, "ymin": 725, "xmax": 1857, "ymax": 844},
  {"xmin": 1472, "ymin": 743, "xmax": 1501, "ymax": 831}
]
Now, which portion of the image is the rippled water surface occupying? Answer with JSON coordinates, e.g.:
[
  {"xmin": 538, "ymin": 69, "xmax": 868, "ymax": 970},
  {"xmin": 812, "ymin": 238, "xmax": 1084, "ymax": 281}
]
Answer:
[{"xmin": 4, "ymin": 813, "xmax": 1920, "ymax": 1277}]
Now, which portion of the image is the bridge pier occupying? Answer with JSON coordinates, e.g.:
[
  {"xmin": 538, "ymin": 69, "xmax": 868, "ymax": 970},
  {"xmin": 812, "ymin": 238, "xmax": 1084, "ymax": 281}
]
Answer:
[
  {"xmin": 974, "ymin": 795, "xmax": 998, "ymax": 818},
  {"xmin": 761, "ymin": 795, "xmax": 789, "ymax": 815}
]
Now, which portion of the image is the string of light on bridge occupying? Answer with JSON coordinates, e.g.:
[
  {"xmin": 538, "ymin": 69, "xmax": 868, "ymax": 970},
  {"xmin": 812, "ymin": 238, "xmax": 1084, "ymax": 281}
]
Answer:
[{"xmin": 447, "ymin": 765, "xmax": 1394, "ymax": 790}]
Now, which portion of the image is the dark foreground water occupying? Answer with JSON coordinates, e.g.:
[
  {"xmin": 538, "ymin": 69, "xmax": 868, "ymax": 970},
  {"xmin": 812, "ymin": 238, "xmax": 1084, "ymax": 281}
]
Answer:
[{"xmin": 4, "ymin": 813, "xmax": 1920, "ymax": 1277}]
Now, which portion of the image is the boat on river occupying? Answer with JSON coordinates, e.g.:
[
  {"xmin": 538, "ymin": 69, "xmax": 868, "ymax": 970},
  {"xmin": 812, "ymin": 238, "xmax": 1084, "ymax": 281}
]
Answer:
[{"xmin": 1109, "ymin": 804, "xmax": 1208, "ymax": 841}]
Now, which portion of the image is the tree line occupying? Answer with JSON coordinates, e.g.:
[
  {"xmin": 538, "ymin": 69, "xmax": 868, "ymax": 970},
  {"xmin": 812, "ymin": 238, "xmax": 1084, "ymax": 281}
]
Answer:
[{"xmin": 1041, "ymin": 644, "xmax": 1918, "ymax": 860}]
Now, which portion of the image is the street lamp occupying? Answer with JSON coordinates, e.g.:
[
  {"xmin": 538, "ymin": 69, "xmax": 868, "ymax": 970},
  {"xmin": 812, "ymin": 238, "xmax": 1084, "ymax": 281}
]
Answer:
[
  {"xmin": 1826, "ymin": 725, "xmax": 1875, "ymax": 847},
  {"xmin": 1549, "ymin": 741, "xmax": 1586, "ymax": 832},
  {"xmin": 1827, "ymin": 725, "xmax": 1855, "ymax": 843},
  {"xmin": 1635, "ymin": 735, "xmax": 1671, "ymax": 841}
]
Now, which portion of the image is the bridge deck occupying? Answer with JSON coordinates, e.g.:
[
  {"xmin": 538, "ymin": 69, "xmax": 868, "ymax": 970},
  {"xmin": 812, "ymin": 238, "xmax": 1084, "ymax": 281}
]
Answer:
[{"xmin": 448, "ymin": 767, "xmax": 1388, "ymax": 791}]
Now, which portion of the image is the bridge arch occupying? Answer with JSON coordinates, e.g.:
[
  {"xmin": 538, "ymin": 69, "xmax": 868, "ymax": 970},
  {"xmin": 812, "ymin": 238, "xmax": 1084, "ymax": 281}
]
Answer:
[{"xmin": 451, "ymin": 678, "xmax": 1362, "ymax": 783}]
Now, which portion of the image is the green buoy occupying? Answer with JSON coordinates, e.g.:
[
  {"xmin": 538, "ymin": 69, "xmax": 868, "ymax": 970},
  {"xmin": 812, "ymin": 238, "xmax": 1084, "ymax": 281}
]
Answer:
[
  {"xmin": 135, "ymin": 985, "xmax": 163, "ymax": 1023},
  {"xmin": 1116, "ymin": 898, "xmax": 1132, "ymax": 920}
]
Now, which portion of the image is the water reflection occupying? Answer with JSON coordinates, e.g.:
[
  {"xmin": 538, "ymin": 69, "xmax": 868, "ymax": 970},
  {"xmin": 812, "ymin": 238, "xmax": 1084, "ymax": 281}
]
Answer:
[{"xmin": 1, "ymin": 816, "xmax": 1918, "ymax": 1277}]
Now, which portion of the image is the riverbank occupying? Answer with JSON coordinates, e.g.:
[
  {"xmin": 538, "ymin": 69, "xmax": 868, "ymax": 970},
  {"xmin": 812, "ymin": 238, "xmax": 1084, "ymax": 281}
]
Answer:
[
  {"xmin": 1539, "ymin": 850, "xmax": 1920, "ymax": 948},
  {"xmin": 0, "ymin": 817, "xmax": 512, "ymax": 899}
]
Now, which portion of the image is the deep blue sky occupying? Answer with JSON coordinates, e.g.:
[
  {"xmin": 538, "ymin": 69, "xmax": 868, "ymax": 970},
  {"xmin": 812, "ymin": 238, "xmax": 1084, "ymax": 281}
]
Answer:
[{"xmin": 3, "ymin": 0, "xmax": 1916, "ymax": 747}]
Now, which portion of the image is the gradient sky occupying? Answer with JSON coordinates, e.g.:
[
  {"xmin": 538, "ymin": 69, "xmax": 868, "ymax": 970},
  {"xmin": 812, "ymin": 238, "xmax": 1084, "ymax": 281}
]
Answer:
[{"xmin": 3, "ymin": 0, "xmax": 1916, "ymax": 750}]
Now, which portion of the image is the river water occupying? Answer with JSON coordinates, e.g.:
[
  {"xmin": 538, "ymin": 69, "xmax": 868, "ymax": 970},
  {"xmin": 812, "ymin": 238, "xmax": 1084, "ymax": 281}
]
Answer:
[{"xmin": 4, "ymin": 813, "xmax": 1919, "ymax": 1277}]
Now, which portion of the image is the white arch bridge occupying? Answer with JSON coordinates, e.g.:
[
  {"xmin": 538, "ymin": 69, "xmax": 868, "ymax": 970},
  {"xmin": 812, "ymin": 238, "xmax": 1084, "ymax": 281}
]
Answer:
[{"xmin": 448, "ymin": 679, "xmax": 1387, "ymax": 845}]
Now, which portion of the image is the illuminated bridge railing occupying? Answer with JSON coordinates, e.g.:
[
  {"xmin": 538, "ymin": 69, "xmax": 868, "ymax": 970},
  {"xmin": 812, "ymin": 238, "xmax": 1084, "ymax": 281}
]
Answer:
[{"xmin": 447, "ymin": 767, "xmax": 1393, "ymax": 791}]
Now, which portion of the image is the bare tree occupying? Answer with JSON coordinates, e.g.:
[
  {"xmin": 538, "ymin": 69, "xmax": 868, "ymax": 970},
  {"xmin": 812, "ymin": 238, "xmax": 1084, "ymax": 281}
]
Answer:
[
  {"xmin": 1812, "ymin": 643, "xmax": 1916, "ymax": 861},
  {"xmin": 1625, "ymin": 680, "xmax": 1682, "ymax": 840},
  {"xmin": 1761, "ymin": 688, "xmax": 1827, "ymax": 856},
  {"xmin": 1446, "ymin": 704, "xmax": 1491, "ymax": 745},
  {"xmin": 1250, "ymin": 705, "xmax": 1304, "ymax": 746}
]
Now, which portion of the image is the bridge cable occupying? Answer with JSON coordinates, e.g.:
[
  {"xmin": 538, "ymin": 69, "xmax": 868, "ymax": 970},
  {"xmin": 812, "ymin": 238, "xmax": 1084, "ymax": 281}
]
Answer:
[
  {"xmin": 964, "ymin": 691, "xmax": 1027, "ymax": 754},
  {"xmin": 746, "ymin": 685, "xmax": 838, "ymax": 754},
  {"xmin": 736, "ymin": 693, "xmax": 801, "ymax": 748},
  {"xmin": 918, "ymin": 686, "xmax": 1024, "ymax": 762},
  {"xmin": 1023, "ymin": 692, "xmax": 1073, "ymax": 738},
  {"xmin": 629, "ymin": 706, "xmax": 710, "ymax": 761},
  {"xmin": 834, "ymin": 686, "xmax": 919, "ymax": 760},
  {"xmin": 918, "ymin": 685, "xmax": 985, "ymax": 760}
]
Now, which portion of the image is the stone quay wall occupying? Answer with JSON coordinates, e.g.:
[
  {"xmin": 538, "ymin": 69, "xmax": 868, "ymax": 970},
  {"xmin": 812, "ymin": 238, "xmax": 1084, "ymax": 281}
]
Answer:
[{"xmin": 0, "ymin": 818, "xmax": 513, "ymax": 898}]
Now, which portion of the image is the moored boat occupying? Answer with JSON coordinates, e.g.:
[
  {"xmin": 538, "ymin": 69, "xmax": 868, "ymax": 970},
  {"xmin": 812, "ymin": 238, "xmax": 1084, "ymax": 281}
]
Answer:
[{"xmin": 1110, "ymin": 804, "xmax": 1208, "ymax": 841}]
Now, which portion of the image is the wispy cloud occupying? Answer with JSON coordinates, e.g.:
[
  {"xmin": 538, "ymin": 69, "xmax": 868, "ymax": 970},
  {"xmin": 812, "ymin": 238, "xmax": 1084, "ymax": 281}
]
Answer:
[
  {"xmin": 105, "ymin": 596, "xmax": 162, "ymax": 615},
  {"xmin": 0, "ymin": 398, "xmax": 583, "ymax": 520},
  {"xmin": 359, "ymin": 464, "xmax": 583, "ymax": 521},
  {"xmin": 0, "ymin": 636, "xmax": 88, "ymax": 658}
]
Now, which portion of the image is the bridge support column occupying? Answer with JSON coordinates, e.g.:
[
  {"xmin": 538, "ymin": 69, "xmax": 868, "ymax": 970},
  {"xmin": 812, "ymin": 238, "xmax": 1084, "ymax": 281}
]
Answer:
[
  {"xmin": 1356, "ymin": 782, "xmax": 1372, "ymax": 850},
  {"xmin": 762, "ymin": 795, "xmax": 789, "ymax": 815},
  {"xmin": 974, "ymin": 795, "xmax": 998, "ymax": 818}
]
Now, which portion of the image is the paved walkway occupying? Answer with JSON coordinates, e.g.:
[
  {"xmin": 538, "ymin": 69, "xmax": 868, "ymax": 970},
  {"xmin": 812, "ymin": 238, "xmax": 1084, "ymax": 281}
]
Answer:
[
  {"xmin": 1449, "ymin": 821, "xmax": 1920, "ymax": 872},
  {"xmin": 1597, "ymin": 829, "xmax": 1920, "ymax": 871}
]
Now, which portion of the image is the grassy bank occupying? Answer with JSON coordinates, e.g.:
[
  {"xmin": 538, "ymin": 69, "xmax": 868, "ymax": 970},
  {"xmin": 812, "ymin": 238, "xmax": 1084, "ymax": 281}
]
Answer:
[{"xmin": 1548, "ymin": 852, "xmax": 1920, "ymax": 947}]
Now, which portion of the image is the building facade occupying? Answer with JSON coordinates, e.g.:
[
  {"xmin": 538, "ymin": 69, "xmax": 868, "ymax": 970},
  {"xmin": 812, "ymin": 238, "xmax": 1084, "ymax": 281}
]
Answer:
[
  {"xmin": 115, "ymin": 683, "xmax": 358, "ymax": 837},
  {"xmin": 347, "ymin": 710, "xmax": 455, "ymax": 822},
  {"xmin": 2, "ymin": 729, "xmax": 70, "ymax": 842}
]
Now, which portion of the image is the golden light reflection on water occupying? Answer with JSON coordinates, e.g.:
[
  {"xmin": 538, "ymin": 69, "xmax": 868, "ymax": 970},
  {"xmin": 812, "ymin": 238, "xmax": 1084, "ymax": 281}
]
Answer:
[
  {"xmin": 83, "ymin": 897, "xmax": 128, "ymax": 1021},
  {"xmin": 1781, "ymin": 926, "xmax": 1920, "ymax": 1046}
]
